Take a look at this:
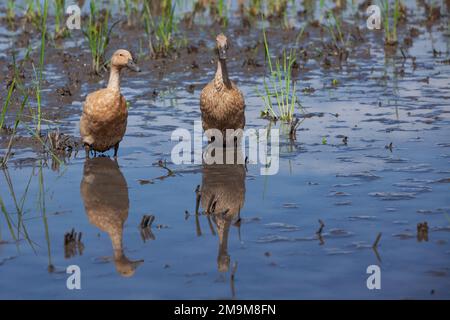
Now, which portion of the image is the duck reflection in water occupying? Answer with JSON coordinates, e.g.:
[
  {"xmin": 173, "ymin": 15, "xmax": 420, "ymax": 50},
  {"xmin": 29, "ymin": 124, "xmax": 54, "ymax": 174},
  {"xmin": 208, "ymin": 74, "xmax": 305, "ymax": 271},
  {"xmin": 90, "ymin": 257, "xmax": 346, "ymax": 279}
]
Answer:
[
  {"xmin": 200, "ymin": 147, "xmax": 246, "ymax": 273},
  {"xmin": 80, "ymin": 157, "xmax": 143, "ymax": 277}
]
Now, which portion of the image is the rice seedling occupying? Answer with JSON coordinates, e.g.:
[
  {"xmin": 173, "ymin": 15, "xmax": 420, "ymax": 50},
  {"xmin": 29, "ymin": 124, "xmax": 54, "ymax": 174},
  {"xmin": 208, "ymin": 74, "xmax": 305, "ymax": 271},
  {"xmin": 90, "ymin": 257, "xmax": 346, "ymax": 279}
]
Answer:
[
  {"xmin": 0, "ymin": 195, "xmax": 18, "ymax": 244},
  {"xmin": 54, "ymin": 0, "xmax": 69, "ymax": 38},
  {"xmin": 325, "ymin": 9, "xmax": 346, "ymax": 47},
  {"xmin": 156, "ymin": 0, "xmax": 177, "ymax": 55},
  {"xmin": 84, "ymin": 1, "xmax": 118, "ymax": 74},
  {"xmin": 0, "ymin": 94, "xmax": 29, "ymax": 169},
  {"xmin": 257, "ymin": 29, "xmax": 301, "ymax": 123},
  {"xmin": 142, "ymin": 1, "xmax": 156, "ymax": 56},
  {"xmin": 268, "ymin": 0, "xmax": 288, "ymax": 18},
  {"xmin": 23, "ymin": 0, "xmax": 43, "ymax": 28},
  {"xmin": 33, "ymin": 0, "xmax": 49, "ymax": 135},
  {"xmin": 380, "ymin": 0, "xmax": 400, "ymax": 46},
  {"xmin": 0, "ymin": 80, "xmax": 15, "ymax": 132},
  {"xmin": 142, "ymin": 0, "xmax": 178, "ymax": 57},
  {"xmin": 3, "ymin": 168, "xmax": 36, "ymax": 249},
  {"xmin": 123, "ymin": 0, "xmax": 140, "ymax": 27},
  {"xmin": 6, "ymin": 0, "xmax": 15, "ymax": 28},
  {"xmin": 217, "ymin": 0, "xmax": 228, "ymax": 26},
  {"xmin": 38, "ymin": 161, "xmax": 54, "ymax": 272},
  {"xmin": 248, "ymin": 0, "xmax": 263, "ymax": 17},
  {"xmin": 319, "ymin": 0, "xmax": 326, "ymax": 22},
  {"xmin": 0, "ymin": 167, "xmax": 37, "ymax": 251}
]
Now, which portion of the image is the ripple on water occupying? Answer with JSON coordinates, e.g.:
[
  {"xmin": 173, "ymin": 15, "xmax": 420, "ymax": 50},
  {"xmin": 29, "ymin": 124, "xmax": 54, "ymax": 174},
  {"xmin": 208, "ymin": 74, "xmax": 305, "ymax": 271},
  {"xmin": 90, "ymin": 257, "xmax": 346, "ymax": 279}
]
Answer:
[
  {"xmin": 431, "ymin": 226, "xmax": 450, "ymax": 233},
  {"xmin": 437, "ymin": 143, "xmax": 450, "ymax": 148},
  {"xmin": 384, "ymin": 164, "xmax": 433, "ymax": 173},
  {"xmin": 392, "ymin": 182, "xmax": 433, "ymax": 193},
  {"xmin": 332, "ymin": 183, "xmax": 362, "ymax": 188},
  {"xmin": 323, "ymin": 229, "xmax": 354, "ymax": 238},
  {"xmin": 336, "ymin": 172, "xmax": 381, "ymax": 181},
  {"xmin": 335, "ymin": 201, "xmax": 352, "ymax": 206},
  {"xmin": 392, "ymin": 232, "xmax": 415, "ymax": 240},
  {"xmin": 369, "ymin": 192, "xmax": 416, "ymax": 201},
  {"xmin": 264, "ymin": 223, "xmax": 301, "ymax": 232},
  {"xmin": 348, "ymin": 216, "xmax": 377, "ymax": 221},
  {"xmin": 0, "ymin": 256, "xmax": 16, "ymax": 266},
  {"xmin": 325, "ymin": 248, "xmax": 354, "ymax": 255},
  {"xmin": 432, "ymin": 177, "xmax": 450, "ymax": 184}
]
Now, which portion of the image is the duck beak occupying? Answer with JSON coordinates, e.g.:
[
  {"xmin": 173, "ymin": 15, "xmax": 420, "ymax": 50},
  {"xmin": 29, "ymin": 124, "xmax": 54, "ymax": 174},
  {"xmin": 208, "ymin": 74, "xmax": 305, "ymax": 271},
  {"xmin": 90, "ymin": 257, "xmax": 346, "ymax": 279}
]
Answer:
[
  {"xmin": 218, "ymin": 47, "xmax": 227, "ymax": 60},
  {"xmin": 127, "ymin": 59, "xmax": 141, "ymax": 72}
]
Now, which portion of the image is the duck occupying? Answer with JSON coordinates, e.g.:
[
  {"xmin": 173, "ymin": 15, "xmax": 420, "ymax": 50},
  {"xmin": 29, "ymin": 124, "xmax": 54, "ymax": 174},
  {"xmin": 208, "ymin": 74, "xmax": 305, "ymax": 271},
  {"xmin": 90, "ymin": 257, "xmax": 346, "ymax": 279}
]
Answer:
[
  {"xmin": 80, "ymin": 157, "xmax": 143, "ymax": 277},
  {"xmin": 200, "ymin": 34, "xmax": 245, "ymax": 144},
  {"xmin": 200, "ymin": 147, "xmax": 246, "ymax": 272},
  {"xmin": 80, "ymin": 49, "xmax": 140, "ymax": 158}
]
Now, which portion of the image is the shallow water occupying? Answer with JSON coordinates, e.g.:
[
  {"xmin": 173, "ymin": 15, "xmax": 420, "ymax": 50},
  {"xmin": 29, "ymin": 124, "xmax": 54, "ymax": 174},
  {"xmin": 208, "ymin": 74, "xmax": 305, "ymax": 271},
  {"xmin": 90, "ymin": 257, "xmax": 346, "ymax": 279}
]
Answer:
[{"xmin": 1, "ymin": 1, "xmax": 450, "ymax": 299}]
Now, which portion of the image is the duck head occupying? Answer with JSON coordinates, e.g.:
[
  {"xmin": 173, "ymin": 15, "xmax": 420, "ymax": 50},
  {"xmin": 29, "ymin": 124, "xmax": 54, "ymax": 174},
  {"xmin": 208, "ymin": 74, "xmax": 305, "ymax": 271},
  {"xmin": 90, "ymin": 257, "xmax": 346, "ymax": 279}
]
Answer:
[
  {"xmin": 216, "ymin": 34, "xmax": 228, "ymax": 60},
  {"xmin": 111, "ymin": 49, "xmax": 141, "ymax": 72}
]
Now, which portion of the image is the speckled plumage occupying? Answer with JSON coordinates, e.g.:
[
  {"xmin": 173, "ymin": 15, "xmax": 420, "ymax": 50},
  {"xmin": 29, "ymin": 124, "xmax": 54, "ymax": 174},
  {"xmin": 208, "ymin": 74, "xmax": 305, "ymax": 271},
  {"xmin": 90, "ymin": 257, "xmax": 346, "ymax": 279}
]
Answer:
[
  {"xmin": 200, "ymin": 34, "xmax": 245, "ymax": 141},
  {"xmin": 201, "ymin": 148, "xmax": 245, "ymax": 272},
  {"xmin": 200, "ymin": 80, "xmax": 245, "ymax": 133}
]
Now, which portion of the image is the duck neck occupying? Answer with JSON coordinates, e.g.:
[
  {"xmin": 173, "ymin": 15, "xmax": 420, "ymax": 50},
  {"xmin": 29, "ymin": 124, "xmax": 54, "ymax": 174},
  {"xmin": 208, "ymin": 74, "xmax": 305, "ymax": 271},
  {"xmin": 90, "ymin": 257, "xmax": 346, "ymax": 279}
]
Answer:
[
  {"xmin": 109, "ymin": 227, "xmax": 123, "ymax": 260},
  {"xmin": 107, "ymin": 66, "xmax": 121, "ymax": 92},
  {"xmin": 214, "ymin": 59, "xmax": 231, "ymax": 91}
]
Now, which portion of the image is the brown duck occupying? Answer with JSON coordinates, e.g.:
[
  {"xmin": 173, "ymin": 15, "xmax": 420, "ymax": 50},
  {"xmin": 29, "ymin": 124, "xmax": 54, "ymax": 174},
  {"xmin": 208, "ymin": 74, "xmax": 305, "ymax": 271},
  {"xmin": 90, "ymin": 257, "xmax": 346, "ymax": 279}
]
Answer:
[
  {"xmin": 200, "ymin": 34, "xmax": 245, "ymax": 143},
  {"xmin": 200, "ymin": 148, "xmax": 246, "ymax": 272},
  {"xmin": 80, "ymin": 49, "xmax": 140, "ymax": 158},
  {"xmin": 80, "ymin": 157, "xmax": 143, "ymax": 277}
]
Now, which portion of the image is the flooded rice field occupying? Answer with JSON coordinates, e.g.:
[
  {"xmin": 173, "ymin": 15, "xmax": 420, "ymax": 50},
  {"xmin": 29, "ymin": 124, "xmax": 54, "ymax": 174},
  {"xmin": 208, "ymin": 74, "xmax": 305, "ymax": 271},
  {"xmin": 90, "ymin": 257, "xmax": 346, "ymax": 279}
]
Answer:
[{"xmin": 0, "ymin": 0, "xmax": 449, "ymax": 299}]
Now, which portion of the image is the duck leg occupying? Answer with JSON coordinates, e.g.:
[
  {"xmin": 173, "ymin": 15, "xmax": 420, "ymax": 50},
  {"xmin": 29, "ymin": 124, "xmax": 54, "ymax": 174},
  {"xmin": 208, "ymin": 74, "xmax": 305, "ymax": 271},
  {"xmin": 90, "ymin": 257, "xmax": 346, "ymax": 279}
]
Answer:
[
  {"xmin": 84, "ymin": 144, "xmax": 90, "ymax": 159},
  {"xmin": 114, "ymin": 143, "xmax": 120, "ymax": 158}
]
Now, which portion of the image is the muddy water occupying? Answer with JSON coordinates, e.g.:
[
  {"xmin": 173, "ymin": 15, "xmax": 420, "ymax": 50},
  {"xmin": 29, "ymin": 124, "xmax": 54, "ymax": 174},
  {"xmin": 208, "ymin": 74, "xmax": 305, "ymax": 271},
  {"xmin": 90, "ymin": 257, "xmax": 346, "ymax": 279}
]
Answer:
[{"xmin": 1, "ymin": 2, "xmax": 450, "ymax": 299}]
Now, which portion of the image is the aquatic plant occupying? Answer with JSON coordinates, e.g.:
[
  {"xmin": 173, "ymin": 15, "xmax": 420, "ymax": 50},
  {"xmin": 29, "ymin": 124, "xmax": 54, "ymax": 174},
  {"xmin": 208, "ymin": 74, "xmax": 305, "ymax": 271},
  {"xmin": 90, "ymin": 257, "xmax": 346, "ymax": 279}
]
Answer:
[
  {"xmin": 268, "ymin": 0, "xmax": 288, "ymax": 18},
  {"xmin": 142, "ymin": 1, "xmax": 156, "ymax": 56},
  {"xmin": 1, "ymin": 52, "xmax": 30, "ymax": 168},
  {"xmin": 216, "ymin": 0, "xmax": 228, "ymax": 26},
  {"xmin": 0, "ymin": 168, "xmax": 36, "ymax": 250},
  {"xmin": 319, "ymin": 0, "xmax": 326, "ymax": 22},
  {"xmin": 38, "ymin": 161, "xmax": 54, "ymax": 272},
  {"xmin": 0, "ymin": 81, "xmax": 15, "ymax": 133},
  {"xmin": 34, "ymin": 0, "xmax": 49, "ymax": 134},
  {"xmin": 248, "ymin": 0, "xmax": 263, "ymax": 16},
  {"xmin": 6, "ymin": 0, "xmax": 15, "ymax": 28},
  {"xmin": 325, "ymin": 9, "xmax": 346, "ymax": 47},
  {"xmin": 54, "ymin": 0, "xmax": 69, "ymax": 38},
  {"xmin": 142, "ymin": 0, "xmax": 178, "ymax": 56},
  {"xmin": 84, "ymin": 2, "xmax": 117, "ymax": 74},
  {"xmin": 257, "ymin": 29, "xmax": 300, "ymax": 123},
  {"xmin": 380, "ymin": 0, "xmax": 400, "ymax": 46},
  {"xmin": 123, "ymin": 0, "xmax": 140, "ymax": 27},
  {"xmin": 155, "ymin": 0, "xmax": 177, "ymax": 55},
  {"xmin": 24, "ymin": 0, "xmax": 43, "ymax": 28},
  {"xmin": 0, "ymin": 95, "xmax": 29, "ymax": 169}
]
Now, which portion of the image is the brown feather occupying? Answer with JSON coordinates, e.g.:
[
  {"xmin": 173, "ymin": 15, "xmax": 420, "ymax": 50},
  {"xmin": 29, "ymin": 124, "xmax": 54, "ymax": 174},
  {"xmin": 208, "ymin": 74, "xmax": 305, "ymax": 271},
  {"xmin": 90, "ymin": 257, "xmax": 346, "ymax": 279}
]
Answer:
[
  {"xmin": 200, "ymin": 35, "xmax": 245, "ymax": 141},
  {"xmin": 80, "ymin": 88, "xmax": 128, "ymax": 152},
  {"xmin": 79, "ymin": 49, "xmax": 138, "ymax": 155},
  {"xmin": 200, "ymin": 81, "xmax": 245, "ymax": 135},
  {"xmin": 201, "ymin": 155, "xmax": 245, "ymax": 272},
  {"xmin": 80, "ymin": 157, "xmax": 142, "ymax": 277}
]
